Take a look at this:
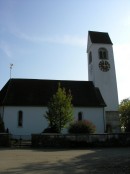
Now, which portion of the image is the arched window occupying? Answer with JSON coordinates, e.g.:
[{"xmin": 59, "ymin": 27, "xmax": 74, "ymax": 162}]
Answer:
[
  {"xmin": 78, "ymin": 112, "xmax": 83, "ymax": 121},
  {"xmin": 18, "ymin": 111, "xmax": 23, "ymax": 127},
  {"xmin": 89, "ymin": 51, "xmax": 92, "ymax": 64},
  {"xmin": 98, "ymin": 48, "xmax": 108, "ymax": 59}
]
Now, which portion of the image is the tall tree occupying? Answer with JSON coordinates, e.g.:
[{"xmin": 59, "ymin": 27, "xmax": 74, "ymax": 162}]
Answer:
[
  {"xmin": 119, "ymin": 98, "xmax": 130, "ymax": 132},
  {"xmin": 45, "ymin": 84, "xmax": 73, "ymax": 133}
]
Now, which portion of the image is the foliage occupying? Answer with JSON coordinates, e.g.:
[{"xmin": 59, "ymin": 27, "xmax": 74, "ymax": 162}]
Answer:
[
  {"xmin": 119, "ymin": 98, "xmax": 130, "ymax": 132},
  {"xmin": 43, "ymin": 127, "xmax": 59, "ymax": 133},
  {"xmin": 0, "ymin": 115, "xmax": 5, "ymax": 133},
  {"xmin": 68, "ymin": 120, "xmax": 96, "ymax": 134},
  {"xmin": 44, "ymin": 83, "xmax": 73, "ymax": 133}
]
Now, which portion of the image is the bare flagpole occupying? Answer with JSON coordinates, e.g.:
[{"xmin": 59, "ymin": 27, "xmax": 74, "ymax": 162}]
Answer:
[{"xmin": 10, "ymin": 64, "xmax": 13, "ymax": 79}]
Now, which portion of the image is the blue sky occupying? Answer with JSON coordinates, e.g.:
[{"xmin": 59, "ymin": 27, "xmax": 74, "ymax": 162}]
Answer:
[{"xmin": 0, "ymin": 0, "xmax": 130, "ymax": 102}]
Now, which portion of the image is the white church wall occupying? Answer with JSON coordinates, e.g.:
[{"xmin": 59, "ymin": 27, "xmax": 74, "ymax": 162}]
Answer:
[
  {"xmin": 88, "ymin": 43, "xmax": 119, "ymax": 111},
  {"xmin": 74, "ymin": 107, "xmax": 105, "ymax": 133},
  {"xmin": 3, "ymin": 106, "xmax": 48, "ymax": 136},
  {"xmin": 3, "ymin": 106, "xmax": 105, "ymax": 137},
  {"xmin": 87, "ymin": 35, "xmax": 92, "ymax": 52}
]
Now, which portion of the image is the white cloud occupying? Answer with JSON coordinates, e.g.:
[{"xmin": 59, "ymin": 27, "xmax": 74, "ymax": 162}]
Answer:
[
  {"xmin": 49, "ymin": 35, "xmax": 86, "ymax": 47},
  {"xmin": 12, "ymin": 29, "xmax": 86, "ymax": 47},
  {"xmin": 0, "ymin": 41, "xmax": 12, "ymax": 58}
]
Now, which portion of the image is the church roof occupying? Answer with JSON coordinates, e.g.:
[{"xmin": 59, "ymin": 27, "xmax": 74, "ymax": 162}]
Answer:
[
  {"xmin": 88, "ymin": 31, "xmax": 113, "ymax": 44},
  {"xmin": 0, "ymin": 78, "xmax": 106, "ymax": 107}
]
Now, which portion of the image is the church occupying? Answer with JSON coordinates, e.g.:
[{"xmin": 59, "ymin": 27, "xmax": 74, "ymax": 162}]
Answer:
[{"xmin": 0, "ymin": 31, "xmax": 120, "ymax": 137}]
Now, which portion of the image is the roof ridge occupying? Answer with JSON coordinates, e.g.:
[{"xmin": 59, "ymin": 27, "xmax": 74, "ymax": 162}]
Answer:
[{"xmin": 9, "ymin": 78, "xmax": 89, "ymax": 83}]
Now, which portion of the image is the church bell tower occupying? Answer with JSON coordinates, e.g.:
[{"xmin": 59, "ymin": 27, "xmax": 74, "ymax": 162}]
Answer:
[{"xmin": 87, "ymin": 31, "xmax": 120, "ymax": 132}]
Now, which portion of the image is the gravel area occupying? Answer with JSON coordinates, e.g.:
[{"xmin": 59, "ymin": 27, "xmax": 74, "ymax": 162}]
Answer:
[{"xmin": 0, "ymin": 147, "xmax": 130, "ymax": 174}]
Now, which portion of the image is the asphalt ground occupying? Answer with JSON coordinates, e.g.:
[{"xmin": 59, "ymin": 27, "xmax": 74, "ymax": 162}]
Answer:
[{"xmin": 0, "ymin": 147, "xmax": 130, "ymax": 174}]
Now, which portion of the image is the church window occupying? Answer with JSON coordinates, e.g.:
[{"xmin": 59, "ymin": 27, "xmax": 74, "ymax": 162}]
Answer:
[
  {"xmin": 89, "ymin": 51, "xmax": 92, "ymax": 64},
  {"xmin": 18, "ymin": 111, "xmax": 23, "ymax": 127},
  {"xmin": 78, "ymin": 112, "xmax": 83, "ymax": 121},
  {"xmin": 98, "ymin": 48, "xmax": 108, "ymax": 59}
]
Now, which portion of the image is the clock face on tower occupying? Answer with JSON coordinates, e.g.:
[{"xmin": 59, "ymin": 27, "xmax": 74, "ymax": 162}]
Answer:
[{"xmin": 99, "ymin": 60, "xmax": 110, "ymax": 72}]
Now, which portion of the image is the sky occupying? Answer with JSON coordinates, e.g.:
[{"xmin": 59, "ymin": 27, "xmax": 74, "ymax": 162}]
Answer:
[{"xmin": 0, "ymin": 0, "xmax": 130, "ymax": 103}]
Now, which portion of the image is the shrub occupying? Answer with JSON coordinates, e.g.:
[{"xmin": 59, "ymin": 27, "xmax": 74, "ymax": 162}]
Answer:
[
  {"xmin": 43, "ymin": 127, "xmax": 59, "ymax": 133},
  {"xmin": 68, "ymin": 120, "xmax": 96, "ymax": 134}
]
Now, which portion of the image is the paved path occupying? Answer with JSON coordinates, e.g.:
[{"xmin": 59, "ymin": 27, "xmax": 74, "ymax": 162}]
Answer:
[{"xmin": 0, "ymin": 148, "xmax": 130, "ymax": 174}]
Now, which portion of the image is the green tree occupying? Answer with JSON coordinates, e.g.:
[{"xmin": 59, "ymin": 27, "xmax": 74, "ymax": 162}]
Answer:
[
  {"xmin": 119, "ymin": 98, "xmax": 130, "ymax": 132},
  {"xmin": 0, "ymin": 115, "xmax": 5, "ymax": 133},
  {"xmin": 44, "ymin": 84, "xmax": 73, "ymax": 133}
]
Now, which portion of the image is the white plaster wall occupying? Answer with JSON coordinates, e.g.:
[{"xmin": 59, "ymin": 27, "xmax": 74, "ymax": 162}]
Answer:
[
  {"xmin": 3, "ymin": 106, "xmax": 105, "ymax": 136},
  {"xmin": 87, "ymin": 35, "xmax": 92, "ymax": 52},
  {"xmin": 3, "ymin": 106, "xmax": 48, "ymax": 136},
  {"xmin": 73, "ymin": 107, "xmax": 105, "ymax": 133},
  {"xmin": 87, "ymin": 43, "xmax": 119, "ymax": 111}
]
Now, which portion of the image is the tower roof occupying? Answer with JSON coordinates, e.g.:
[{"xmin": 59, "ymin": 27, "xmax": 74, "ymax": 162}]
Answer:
[
  {"xmin": 0, "ymin": 78, "xmax": 106, "ymax": 107},
  {"xmin": 88, "ymin": 31, "xmax": 113, "ymax": 44}
]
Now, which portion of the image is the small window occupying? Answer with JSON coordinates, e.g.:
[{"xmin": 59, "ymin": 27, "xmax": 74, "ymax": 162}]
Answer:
[
  {"xmin": 89, "ymin": 52, "xmax": 92, "ymax": 64},
  {"xmin": 18, "ymin": 111, "xmax": 23, "ymax": 127},
  {"xmin": 98, "ymin": 48, "xmax": 108, "ymax": 59},
  {"xmin": 78, "ymin": 112, "xmax": 83, "ymax": 121}
]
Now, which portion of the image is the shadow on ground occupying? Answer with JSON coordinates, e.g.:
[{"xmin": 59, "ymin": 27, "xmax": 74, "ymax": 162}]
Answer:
[{"xmin": 1, "ymin": 148, "xmax": 130, "ymax": 174}]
